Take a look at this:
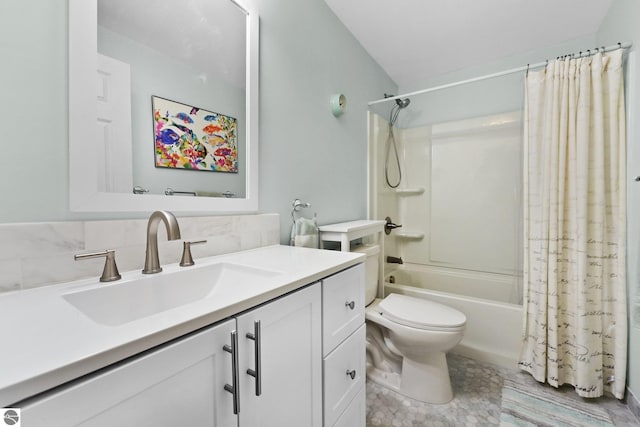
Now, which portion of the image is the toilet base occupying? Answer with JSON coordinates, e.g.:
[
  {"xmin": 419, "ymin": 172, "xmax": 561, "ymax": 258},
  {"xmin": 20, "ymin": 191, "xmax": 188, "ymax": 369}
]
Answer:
[
  {"xmin": 366, "ymin": 351, "xmax": 454, "ymax": 404},
  {"xmin": 401, "ymin": 353, "xmax": 453, "ymax": 403},
  {"xmin": 366, "ymin": 363, "xmax": 402, "ymax": 391}
]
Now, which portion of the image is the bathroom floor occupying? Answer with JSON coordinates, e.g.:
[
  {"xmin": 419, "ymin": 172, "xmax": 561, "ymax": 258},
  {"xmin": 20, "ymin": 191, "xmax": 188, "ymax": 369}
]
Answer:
[{"xmin": 366, "ymin": 353, "xmax": 638, "ymax": 426}]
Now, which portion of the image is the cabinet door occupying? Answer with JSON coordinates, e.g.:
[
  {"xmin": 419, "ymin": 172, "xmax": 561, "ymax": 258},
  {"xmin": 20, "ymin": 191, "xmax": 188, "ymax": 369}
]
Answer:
[
  {"xmin": 20, "ymin": 319, "xmax": 238, "ymax": 427},
  {"xmin": 237, "ymin": 284, "xmax": 322, "ymax": 427}
]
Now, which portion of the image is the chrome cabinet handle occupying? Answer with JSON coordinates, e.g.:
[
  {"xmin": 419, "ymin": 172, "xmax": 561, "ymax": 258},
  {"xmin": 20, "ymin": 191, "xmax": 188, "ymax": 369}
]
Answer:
[
  {"xmin": 346, "ymin": 369, "xmax": 356, "ymax": 380},
  {"xmin": 345, "ymin": 301, "xmax": 355, "ymax": 310},
  {"xmin": 246, "ymin": 320, "xmax": 262, "ymax": 396},
  {"xmin": 247, "ymin": 320, "xmax": 262, "ymax": 396},
  {"xmin": 223, "ymin": 331, "xmax": 240, "ymax": 414}
]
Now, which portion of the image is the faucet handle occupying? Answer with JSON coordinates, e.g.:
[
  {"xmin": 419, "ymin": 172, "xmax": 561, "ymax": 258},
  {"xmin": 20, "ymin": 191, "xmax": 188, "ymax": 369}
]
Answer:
[
  {"xmin": 384, "ymin": 217, "xmax": 402, "ymax": 235},
  {"xmin": 180, "ymin": 240, "xmax": 207, "ymax": 267},
  {"xmin": 75, "ymin": 249, "xmax": 122, "ymax": 282}
]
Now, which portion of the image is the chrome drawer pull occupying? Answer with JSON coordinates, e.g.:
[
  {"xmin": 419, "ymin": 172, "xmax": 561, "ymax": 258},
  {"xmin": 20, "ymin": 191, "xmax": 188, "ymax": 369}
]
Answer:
[
  {"xmin": 345, "ymin": 301, "xmax": 355, "ymax": 310},
  {"xmin": 246, "ymin": 320, "xmax": 262, "ymax": 396},
  {"xmin": 223, "ymin": 331, "xmax": 240, "ymax": 414},
  {"xmin": 346, "ymin": 369, "xmax": 356, "ymax": 380}
]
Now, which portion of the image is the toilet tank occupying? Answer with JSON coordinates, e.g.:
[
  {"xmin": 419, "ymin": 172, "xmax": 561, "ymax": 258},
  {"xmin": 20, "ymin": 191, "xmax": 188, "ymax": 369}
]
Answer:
[{"xmin": 352, "ymin": 244, "xmax": 380, "ymax": 305}]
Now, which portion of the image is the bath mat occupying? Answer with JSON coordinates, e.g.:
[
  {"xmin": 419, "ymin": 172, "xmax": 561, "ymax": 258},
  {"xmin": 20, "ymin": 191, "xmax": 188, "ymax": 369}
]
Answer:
[{"xmin": 499, "ymin": 379, "xmax": 615, "ymax": 427}]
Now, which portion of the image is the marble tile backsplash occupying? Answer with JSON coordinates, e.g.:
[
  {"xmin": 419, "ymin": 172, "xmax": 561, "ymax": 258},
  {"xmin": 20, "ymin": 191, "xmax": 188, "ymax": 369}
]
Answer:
[{"xmin": 0, "ymin": 214, "xmax": 280, "ymax": 294}]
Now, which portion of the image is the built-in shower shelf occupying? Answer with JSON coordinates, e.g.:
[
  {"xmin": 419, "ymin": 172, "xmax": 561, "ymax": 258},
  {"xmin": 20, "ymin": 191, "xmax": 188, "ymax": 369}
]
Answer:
[
  {"xmin": 394, "ymin": 231, "xmax": 424, "ymax": 240},
  {"xmin": 394, "ymin": 187, "xmax": 425, "ymax": 196}
]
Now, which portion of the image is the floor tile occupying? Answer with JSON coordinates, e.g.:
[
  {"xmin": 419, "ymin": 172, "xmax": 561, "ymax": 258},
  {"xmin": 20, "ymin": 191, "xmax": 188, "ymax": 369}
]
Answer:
[{"xmin": 366, "ymin": 354, "xmax": 638, "ymax": 426}]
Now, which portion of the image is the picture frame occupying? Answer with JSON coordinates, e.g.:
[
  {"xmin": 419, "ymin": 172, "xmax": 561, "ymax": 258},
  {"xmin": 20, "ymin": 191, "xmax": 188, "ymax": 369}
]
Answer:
[{"xmin": 152, "ymin": 96, "xmax": 238, "ymax": 173}]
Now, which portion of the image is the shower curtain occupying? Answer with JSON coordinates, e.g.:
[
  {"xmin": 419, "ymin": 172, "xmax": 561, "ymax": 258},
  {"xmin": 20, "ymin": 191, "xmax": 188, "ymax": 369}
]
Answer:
[{"xmin": 519, "ymin": 50, "xmax": 627, "ymax": 399}]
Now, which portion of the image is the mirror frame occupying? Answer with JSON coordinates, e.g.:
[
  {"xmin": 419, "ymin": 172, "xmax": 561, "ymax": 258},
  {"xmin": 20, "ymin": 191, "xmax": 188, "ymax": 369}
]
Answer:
[{"xmin": 69, "ymin": 0, "xmax": 259, "ymax": 213}]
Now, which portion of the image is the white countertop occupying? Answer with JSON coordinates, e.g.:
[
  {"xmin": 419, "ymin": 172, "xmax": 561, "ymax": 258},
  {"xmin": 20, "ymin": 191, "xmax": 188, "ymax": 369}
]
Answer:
[{"xmin": 0, "ymin": 245, "xmax": 364, "ymax": 406}]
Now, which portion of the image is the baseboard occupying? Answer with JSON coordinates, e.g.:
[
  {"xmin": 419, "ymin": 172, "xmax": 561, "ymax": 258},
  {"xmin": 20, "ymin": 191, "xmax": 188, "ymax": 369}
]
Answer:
[
  {"xmin": 628, "ymin": 387, "xmax": 640, "ymax": 424},
  {"xmin": 451, "ymin": 344, "xmax": 518, "ymax": 370}
]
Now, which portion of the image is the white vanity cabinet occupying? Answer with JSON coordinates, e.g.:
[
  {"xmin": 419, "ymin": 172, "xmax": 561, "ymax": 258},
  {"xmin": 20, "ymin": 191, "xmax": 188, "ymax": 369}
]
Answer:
[
  {"xmin": 20, "ymin": 283, "xmax": 322, "ymax": 427},
  {"xmin": 321, "ymin": 264, "xmax": 366, "ymax": 427},
  {"xmin": 11, "ymin": 257, "xmax": 368, "ymax": 427}
]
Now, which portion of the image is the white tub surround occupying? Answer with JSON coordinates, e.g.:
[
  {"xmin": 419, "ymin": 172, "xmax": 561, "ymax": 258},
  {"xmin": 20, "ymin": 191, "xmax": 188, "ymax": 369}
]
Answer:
[
  {"xmin": 388, "ymin": 264, "xmax": 521, "ymax": 305},
  {"xmin": 0, "ymin": 214, "xmax": 279, "ymax": 293},
  {"xmin": 0, "ymin": 245, "xmax": 364, "ymax": 407}
]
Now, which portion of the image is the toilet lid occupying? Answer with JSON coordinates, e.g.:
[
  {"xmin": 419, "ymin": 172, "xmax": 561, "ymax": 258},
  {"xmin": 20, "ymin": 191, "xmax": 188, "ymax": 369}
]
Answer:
[{"xmin": 378, "ymin": 294, "xmax": 466, "ymax": 330}]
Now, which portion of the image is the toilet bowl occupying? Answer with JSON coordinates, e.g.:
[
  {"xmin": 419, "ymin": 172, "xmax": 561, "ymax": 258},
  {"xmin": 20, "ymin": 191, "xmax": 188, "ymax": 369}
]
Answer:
[
  {"xmin": 352, "ymin": 243, "xmax": 467, "ymax": 404},
  {"xmin": 365, "ymin": 294, "xmax": 466, "ymax": 404}
]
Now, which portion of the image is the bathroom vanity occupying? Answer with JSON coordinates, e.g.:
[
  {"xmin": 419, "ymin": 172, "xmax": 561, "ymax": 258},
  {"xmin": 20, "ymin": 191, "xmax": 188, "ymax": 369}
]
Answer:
[{"xmin": 0, "ymin": 245, "xmax": 365, "ymax": 427}]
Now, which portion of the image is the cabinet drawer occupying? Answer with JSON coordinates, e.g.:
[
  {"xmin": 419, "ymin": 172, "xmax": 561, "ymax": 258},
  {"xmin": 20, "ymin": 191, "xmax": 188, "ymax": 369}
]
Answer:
[
  {"xmin": 333, "ymin": 385, "xmax": 366, "ymax": 427},
  {"xmin": 323, "ymin": 324, "xmax": 365, "ymax": 427},
  {"xmin": 322, "ymin": 263, "xmax": 364, "ymax": 355}
]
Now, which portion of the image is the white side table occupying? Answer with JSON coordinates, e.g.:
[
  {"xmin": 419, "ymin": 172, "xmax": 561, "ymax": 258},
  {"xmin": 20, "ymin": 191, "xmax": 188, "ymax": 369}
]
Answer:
[
  {"xmin": 318, "ymin": 220, "xmax": 386, "ymax": 295},
  {"xmin": 318, "ymin": 220, "xmax": 385, "ymax": 252}
]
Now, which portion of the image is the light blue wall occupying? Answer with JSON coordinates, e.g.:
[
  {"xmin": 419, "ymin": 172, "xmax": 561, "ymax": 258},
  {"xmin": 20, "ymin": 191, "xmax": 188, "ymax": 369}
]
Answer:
[
  {"xmin": 246, "ymin": 0, "xmax": 396, "ymax": 242},
  {"xmin": 0, "ymin": 0, "xmax": 70, "ymax": 222},
  {"xmin": 596, "ymin": 0, "xmax": 640, "ymax": 401},
  {"xmin": 373, "ymin": 36, "xmax": 595, "ymax": 130},
  {"xmin": 398, "ymin": 36, "xmax": 596, "ymax": 95},
  {"xmin": 0, "ymin": 0, "xmax": 396, "ymax": 234}
]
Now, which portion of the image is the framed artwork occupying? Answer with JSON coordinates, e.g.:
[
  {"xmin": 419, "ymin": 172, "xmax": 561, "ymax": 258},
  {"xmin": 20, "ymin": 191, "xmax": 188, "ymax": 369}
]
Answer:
[{"xmin": 152, "ymin": 96, "xmax": 238, "ymax": 173}]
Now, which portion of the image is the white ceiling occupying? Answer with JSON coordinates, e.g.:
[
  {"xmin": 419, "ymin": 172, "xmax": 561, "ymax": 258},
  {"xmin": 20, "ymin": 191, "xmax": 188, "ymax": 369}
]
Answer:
[{"xmin": 324, "ymin": 0, "xmax": 613, "ymax": 90}]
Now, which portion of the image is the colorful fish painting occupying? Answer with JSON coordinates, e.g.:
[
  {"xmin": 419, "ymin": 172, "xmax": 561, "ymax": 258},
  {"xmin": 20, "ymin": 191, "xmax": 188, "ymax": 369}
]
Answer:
[
  {"xmin": 157, "ymin": 129, "xmax": 180, "ymax": 145},
  {"xmin": 174, "ymin": 112, "xmax": 194, "ymax": 124},
  {"xmin": 214, "ymin": 147, "xmax": 232, "ymax": 157},
  {"xmin": 152, "ymin": 96, "xmax": 238, "ymax": 173},
  {"xmin": 171, "ymin": 121, "xmax": 195, "ymax": 137},
  {"xmin": 202, "ymin": 124, "xmax": 223, "ymax": 135}
]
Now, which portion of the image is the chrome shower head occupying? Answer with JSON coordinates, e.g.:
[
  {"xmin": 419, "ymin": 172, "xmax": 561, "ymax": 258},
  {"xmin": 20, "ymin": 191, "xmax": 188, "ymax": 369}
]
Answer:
[{"xmin": 396, "ymin": 98, "xmax": 410, "ymax": 109}]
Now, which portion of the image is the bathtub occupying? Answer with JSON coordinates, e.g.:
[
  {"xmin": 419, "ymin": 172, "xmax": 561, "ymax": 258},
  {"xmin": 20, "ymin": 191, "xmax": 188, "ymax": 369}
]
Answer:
[{"xmin": 384, "ymin": 264, "xmax": 523, "ymax": 369}]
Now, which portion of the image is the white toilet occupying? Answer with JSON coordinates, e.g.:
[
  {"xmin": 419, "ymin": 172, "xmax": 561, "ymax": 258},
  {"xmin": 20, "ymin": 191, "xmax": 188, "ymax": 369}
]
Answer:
[{"xmin": 354, "ymin": 244, "xmax": 466, "ymax": 404}]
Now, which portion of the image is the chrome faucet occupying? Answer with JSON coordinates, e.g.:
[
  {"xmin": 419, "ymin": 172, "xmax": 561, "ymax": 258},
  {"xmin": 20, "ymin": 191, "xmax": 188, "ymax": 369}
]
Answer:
[{"xmin": 142, "ymin": 210, "xmax": 182, "ymax": 274}]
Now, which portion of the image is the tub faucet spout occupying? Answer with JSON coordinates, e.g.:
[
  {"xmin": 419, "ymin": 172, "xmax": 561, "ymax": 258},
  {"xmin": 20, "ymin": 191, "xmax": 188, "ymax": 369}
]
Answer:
[
  {"xmin": 143, "ymin": 210, "xmax": 181, "ymax": 274},
  {"xmin": 386, "ymin": 256, "xmax": 403, "ymax": 264}
]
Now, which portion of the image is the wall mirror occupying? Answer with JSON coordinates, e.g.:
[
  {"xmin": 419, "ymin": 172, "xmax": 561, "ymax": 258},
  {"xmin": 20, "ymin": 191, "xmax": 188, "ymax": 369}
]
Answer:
[{"xmin": 69, "ymin": 0, "xmax": 258, "ymax": 213}]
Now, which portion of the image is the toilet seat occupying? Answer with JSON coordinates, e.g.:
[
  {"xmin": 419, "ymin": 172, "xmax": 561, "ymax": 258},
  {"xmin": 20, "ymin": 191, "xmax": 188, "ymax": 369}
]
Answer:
[{"xmin": 377, "ymin": 294, "xmax": 466, "ymax": 331}]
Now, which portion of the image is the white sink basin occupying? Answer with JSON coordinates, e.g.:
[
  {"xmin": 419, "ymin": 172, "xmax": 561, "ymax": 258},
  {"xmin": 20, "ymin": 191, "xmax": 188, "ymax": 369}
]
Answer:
[{"xmin": 62, "ymin": 263, "xmax": 281, "ymax": 326}]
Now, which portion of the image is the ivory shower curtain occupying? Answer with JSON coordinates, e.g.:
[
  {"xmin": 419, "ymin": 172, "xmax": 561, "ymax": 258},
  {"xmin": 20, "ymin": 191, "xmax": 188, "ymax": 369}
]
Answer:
[{"xmin": 519, "ymin": 50, "xmax": 627, "ymax": 399}]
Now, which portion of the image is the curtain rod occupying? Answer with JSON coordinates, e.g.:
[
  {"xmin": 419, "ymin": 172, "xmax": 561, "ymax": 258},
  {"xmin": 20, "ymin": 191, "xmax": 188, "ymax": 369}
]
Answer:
[{"xmin": 369, "ymin": 41, "xmax": 632, "ymax": 106}]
